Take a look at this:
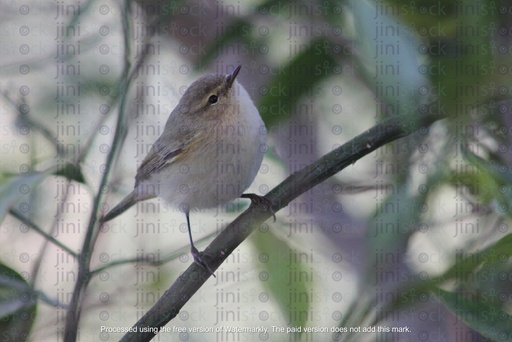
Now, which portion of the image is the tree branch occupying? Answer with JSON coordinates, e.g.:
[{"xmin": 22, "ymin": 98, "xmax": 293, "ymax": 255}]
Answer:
[{"xmin": 120, "ymin": 110, "xmax": 445, "ymax": 342}]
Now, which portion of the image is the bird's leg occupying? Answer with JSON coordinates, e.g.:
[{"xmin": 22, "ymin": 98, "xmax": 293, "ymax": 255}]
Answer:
[{"xmin": 185, "ymin": 212, "xmax": 216, "ymax": 277}]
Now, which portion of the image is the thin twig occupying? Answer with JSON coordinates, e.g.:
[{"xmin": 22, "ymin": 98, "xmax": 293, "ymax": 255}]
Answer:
[
  {"xmin": 9, "ymin": 209, "xmax": 78, "ymax": 259},
  {"xmin": 63, "ymin": 2, "xmax": 135, "ymax": 341},
  {"xmin": 0, "ymin": 91, "xmax": 65, "ymax": 155},
  {"xmin": 63, "ymin": 2, "xmax": 170, "ymax": 339}
]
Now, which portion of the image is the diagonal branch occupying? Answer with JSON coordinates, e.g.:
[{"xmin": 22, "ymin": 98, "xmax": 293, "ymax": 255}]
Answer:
[{"xmin": 120, "ymin": 109, "xmax": 445, "ymax": 342}]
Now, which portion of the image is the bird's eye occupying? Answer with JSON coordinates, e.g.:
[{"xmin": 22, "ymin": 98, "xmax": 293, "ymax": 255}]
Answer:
[{"xmin": 208, "ymin": 95, "xmax": 218, "ymax": 104}]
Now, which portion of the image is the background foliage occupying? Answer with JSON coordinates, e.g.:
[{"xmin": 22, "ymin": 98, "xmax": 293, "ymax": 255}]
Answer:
[{"xmin": 1, "ymin": 0, "xmax": 512, "ymax": 341}]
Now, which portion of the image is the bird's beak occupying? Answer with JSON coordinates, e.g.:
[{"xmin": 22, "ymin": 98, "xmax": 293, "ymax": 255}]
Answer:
[{"xmin": 226, "ymin": 65, "xmax": 241, "ymax": 89}]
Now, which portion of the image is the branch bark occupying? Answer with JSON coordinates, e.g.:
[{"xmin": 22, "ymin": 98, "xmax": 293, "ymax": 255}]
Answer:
[{"xmin": 120, "ymin": 109, "xmax": 445, "ymax": 342}]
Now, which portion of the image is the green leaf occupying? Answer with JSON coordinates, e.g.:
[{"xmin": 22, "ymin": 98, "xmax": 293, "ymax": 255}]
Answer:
[
  {"xmin": 53, "ymin": 162, "xmax": 85, "ymax": 183},
  {"xmin": 0, "ymin": 161, "xmax": 85, "ymax": 223},
  {"xmin": 198, "ymin": 19, "xmax": 254, "ymax": 68},
  {"xmin": 350, "ymin": 0, "xmax": 426, "ymax": 117},
  {"xmin": 452, "ymin": 146, "xmax": 512, "ymax": 216},
  {"xmin": 375, "ymin": 233, "xmax": 512, "ymax": 326},
  {"xmin": 384, "ymin": 0, "xmax": 499, "ymax": 115},
  {"xmin": 258, "ymin": 38, "xmax": 337, "ymax": 126},
  {"xmin": 365, "ymin": 187, "xmax": 422, "ymax": 282},
  {"xmin": 251, "ymin": 229, "xmax": 312, "ymax": 332},
  {"xmin": 435, "ymin": 287, "xmax": 512, "ymax": 342},
  {"xmin": 0, "ymin": 263, "xmax": 37, "ymax": 341},
  {"xmin": 440, "ymin": 233, "xmax": 512, "ymax": 283}
]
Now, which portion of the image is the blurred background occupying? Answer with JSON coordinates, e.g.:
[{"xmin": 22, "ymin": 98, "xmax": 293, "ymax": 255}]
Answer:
[{"xmin": 1, "ymin": 0, "xmax": 512, "ymax": 341}]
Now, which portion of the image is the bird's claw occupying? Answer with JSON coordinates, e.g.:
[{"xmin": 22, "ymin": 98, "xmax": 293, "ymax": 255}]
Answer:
[
  {"xmin": 241, "ymin": 193, "xmax": 276, "ymax": 222},
  {"xmin": 191, "ymin": 246, "xmax": 216, "ymax": 277}
]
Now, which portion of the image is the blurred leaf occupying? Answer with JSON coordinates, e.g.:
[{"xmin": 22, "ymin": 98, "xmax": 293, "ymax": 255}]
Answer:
[
  {"xmin": 365, "ymin": 187, "xmax": 422, "ymax": 282},
  {"xmin": 455, "ymin": 147, "xmax": 512, "ymax": 217},
  {"xmin": 251, "ymin": 229, "xmax": 311, "ymax": 332},
  {"xmin": 199, "ymin": 19, "xmax": 254, "ymax": 68},
  {"xmin": 385, "ymin": 0, "xmax": 501, "ymax": 117},
  {"xmin": 0, "ymin": 172, "xmax": 48, "ymax": 224},
  {"xmin": 376, "ymin": 233, "xmax": 512, "ymax": 326},
  {"xmin": 54, "ymin": 162, "xmax": 85, "ymax": 184},
  {"xmin": 351, "ymin": 0, "xmax": 426, "ymax": 116},
  {"xmin": 0, "ymin": 263, "xmax": 37, "ymax": 341},
  {"xmin": 0, "ymin": 162, "xmax": 85, "ymax": 224},
  {"xmin": 435, "ymin": 287, "xmax": 512, "ymax": 342},
  {"xmin": 258, "ymin": 38, "xmax": 337, "ymax": 126},
  {"xmin": 256, "ymin": 0, "xmax": 293, "ymax": 16},
  {"xmin": 441, "ymin": 233, "xmax": 512, "ymax": 282},
  {"xmin": 452, "ymin": 164, "xmax": 497, "ymax": 206}
]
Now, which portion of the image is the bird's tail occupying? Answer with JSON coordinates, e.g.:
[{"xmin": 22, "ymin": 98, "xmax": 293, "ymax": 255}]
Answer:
[{"xmin": 100, "ymin": 191, "xmax": 154, "ymax": 223}]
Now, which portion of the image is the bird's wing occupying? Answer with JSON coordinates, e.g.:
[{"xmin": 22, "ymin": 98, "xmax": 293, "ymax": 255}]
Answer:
[{"xmin": 134, "ymin": 139, "xmax": 186, "ymax": 187}]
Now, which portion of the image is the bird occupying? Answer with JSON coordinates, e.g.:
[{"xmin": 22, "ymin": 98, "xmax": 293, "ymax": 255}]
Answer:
[{"xmin": 100, "ymin": 65, "xmax": 268, "ymax": 274}]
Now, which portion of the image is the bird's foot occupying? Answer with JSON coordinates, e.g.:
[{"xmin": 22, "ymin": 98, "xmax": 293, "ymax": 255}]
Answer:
[
  {"xmin": 191, "ymin": 246, "xmax": 216, "ymax": 277},
  {"xmin": 241, "ymin": 193, "xmax": 276, "ymax": 222}
]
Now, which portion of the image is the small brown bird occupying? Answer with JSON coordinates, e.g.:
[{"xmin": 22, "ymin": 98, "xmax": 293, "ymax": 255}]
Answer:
[{"xmin": 101, "ymin": 66, "xmax": 268, "ymax": 273}]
